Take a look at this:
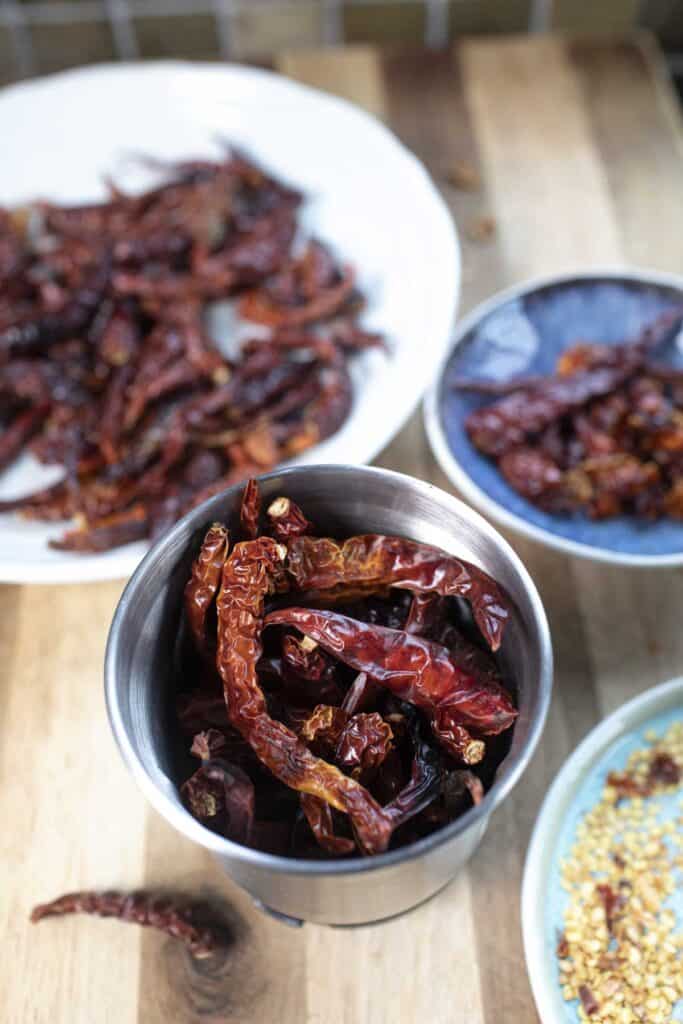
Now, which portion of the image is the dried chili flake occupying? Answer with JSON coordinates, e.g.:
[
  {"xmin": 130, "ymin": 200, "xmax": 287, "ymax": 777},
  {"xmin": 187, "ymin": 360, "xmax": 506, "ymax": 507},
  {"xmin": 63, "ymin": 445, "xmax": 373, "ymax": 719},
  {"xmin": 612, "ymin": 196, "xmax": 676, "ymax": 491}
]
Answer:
[
  {"xmin": 596, "ymin": 882, "xmax": 627, "ymax": 936},
  {"xmin": 578, "ymin": 984, "xmax": 599, "ymax": 1016},
  {"xmin": 647, "ymin": 751, "xmax": 680, "ymax": 786},
  {"xmin": 556, "ymin": 931, "xmax": 569, "ymax": 959}
]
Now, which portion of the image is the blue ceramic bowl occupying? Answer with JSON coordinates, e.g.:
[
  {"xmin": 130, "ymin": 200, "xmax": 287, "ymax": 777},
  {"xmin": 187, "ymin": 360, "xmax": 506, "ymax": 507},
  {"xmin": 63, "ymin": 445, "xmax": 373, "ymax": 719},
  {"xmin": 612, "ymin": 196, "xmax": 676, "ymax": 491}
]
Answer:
[
  {"xmin": 424, "ymin": 269, "xmax": 683, "ymax": 566},
  {"xmin": 521, "ymin": 676, "xmax": 683, "ymax": 1023}
]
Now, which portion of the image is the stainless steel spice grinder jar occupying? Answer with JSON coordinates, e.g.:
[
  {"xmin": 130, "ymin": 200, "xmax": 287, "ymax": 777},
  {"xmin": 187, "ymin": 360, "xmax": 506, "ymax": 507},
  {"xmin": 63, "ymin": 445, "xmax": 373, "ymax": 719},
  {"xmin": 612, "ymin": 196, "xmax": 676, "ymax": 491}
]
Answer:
[{"xmin": 105, "ymin": 465, "xmax": 552, "ymax": 926}]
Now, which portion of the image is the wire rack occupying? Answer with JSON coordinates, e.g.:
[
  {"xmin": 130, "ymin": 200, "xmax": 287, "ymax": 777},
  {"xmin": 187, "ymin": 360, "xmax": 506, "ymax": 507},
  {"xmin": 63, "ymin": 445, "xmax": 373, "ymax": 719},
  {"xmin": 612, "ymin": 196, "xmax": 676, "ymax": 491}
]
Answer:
[{"xmin": 0, "ymin": 0, "xmax": 565, "ymax": 80}]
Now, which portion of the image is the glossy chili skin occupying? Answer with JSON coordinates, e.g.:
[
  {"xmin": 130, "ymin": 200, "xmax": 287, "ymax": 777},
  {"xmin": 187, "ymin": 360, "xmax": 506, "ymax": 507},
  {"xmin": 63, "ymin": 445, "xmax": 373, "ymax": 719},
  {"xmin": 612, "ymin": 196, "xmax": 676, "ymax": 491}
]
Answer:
[
  {"xmin": 404, "ymin": 593, "xmax": 447, "ymax": 638},
  {"xmin": 239, "ymin": 478, "xmax": 261, "ymax": 540},
  {"xmin": 267, "ymin": 495, "xmax": 312, "ymax": 540},
  {"xmin": 264, "ymin": 607, "xmax": 517, "ymax": 757},
  {"xmin": 285, "ymin": 534, "xmax": 509, "ymax": 651},
  {"xmin": 383, "ymin": 712, "xmax": 441, "ymax": 829},
  {"xmin": 458, "ymin": 308, "xmax": 683, "ymax": 522},
  {"xmin": 0, "ymin": 153, "xmax": 382, "ymax": 555},
  {"xmin": 215, "ymin": 538, "xmax": 392, "ymax": 855},
  {"xmin": 300, "ymin": 794, "xmax": 355, "ymax": 855},
  {"xmin": 336, "ymin": 712, "xmax": 393, "ymax": 780},
  {"xmin": 341, "ymin": 671, "xmax": 378, "ymax": 715},
  {"xmin": 184, "ymin": 523, "xmax": 229, "ymax": 656},
  {"xmin": 181, "ymin": 758, "xmax": 255, "ymax": 842}
]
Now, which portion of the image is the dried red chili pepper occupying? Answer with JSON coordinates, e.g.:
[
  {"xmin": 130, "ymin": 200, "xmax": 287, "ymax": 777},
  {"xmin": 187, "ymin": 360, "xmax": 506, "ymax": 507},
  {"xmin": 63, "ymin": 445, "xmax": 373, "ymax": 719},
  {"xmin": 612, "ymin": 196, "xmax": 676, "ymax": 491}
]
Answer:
[
  {"xmin": 0, "ymin": 150, "xmax": 383, "ymax": 553},
  {"xmin": 383, "ymin": 712, "xmax": 441, "ymax": 828},
  {"xmin": 284, "ymin": 534, "xmax": 510, "ymax": 651},
  {"xmin": 184, "ymin": 523, "xmax": 229, "ymax": 657},
  {"xmin": 0, "ymin": 402, "xmax": 49, "ymax": 471},
  {"xmin": 436, "ymin": 622, "xmax": 507, "ymax": 699},
  {"xmin": 1, "ymin": 258, "xmax": 110, "ymax": 355},
  {"xmin": 216, "ymin": 538, "xmax": 392, "ymax": 855},
  {"xmin": 239, "ymin": 478, "xmax": 261, "ymax": 540},
  {"xmin": 335, "ymin": 712, "xmax": 393, "ymax": 780},
  {"xmin": 283, "ymin": 362, "xmax": 353, "ymax": 455},
  {"xmin": 428, "ymin": 716, "xmax": 485, "ymax": 765},
  {"xmin": 48, "ymin": 504, "xmax": 148, "ymax": 552},
  {"xmin": 239, "ymin": 242, "xmax": 356, "ymax": 328},
  {"xmin": 30, "ymin": 891, "xmax": 223, "ymax": 959},
  {"xmin": 404, "ymin": 593, "xmax": 447, "ymax": 638},
  {"xmin": 299, "ymin": 704, "xmax": 349, "ymax": 758},
  {"xmin": 457, "ymin": 309, "xmax": 683, "ymax": 522},
  {"xmin": 300, "ymin": 794, "xmax": 355, "ymax": 856},
  {"xmin": 181, "ymin": 759, "xmax": 255, "ymax": 842},
  {"xmin": 267, "ymin": 495, "xmax": 313, "ymax": 540},
  {"xmin": 264, "ymin": 607, "xmax": 516, "ymax": 755}
]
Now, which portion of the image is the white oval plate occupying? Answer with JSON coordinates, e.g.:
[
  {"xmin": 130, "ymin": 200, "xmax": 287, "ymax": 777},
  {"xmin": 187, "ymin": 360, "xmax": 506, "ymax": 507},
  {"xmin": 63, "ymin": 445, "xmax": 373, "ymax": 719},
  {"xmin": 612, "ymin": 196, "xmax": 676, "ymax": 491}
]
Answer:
[
  {"xmin": 522, "ymin": 675, "xmax": 683, "ymax": 1023},
  {"xmin": 0, "ymin": 61, "xmax": 460, "ymax": 583}
]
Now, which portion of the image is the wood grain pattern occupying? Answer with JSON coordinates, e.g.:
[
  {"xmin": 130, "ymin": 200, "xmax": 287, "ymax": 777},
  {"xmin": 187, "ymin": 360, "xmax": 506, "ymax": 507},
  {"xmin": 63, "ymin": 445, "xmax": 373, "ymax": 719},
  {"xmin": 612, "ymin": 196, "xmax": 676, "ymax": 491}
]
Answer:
[{"xmin": 2, "ymin": 34, "xmax": 682, "ymax": 1024}]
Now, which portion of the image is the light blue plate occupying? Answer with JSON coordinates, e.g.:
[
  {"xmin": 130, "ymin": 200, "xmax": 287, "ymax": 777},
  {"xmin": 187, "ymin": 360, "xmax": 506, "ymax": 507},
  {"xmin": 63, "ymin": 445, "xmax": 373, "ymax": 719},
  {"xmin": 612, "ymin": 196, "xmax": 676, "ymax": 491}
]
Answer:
[
  {"xmin": 522, "ymin": 677, "xmax": 683, "ymax": 1023},
  {"xmin": 425, "ymin": 269, "xmax": 683, "ymax": 566}
]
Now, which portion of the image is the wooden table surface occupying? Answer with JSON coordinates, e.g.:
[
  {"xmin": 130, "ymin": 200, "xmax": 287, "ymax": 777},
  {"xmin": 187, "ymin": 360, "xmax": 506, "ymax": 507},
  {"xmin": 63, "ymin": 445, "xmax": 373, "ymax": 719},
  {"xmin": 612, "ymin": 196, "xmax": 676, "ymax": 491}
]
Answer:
[{"xmin": 3, "ymin": 32, "xmax": 683, "ymax": 1024}]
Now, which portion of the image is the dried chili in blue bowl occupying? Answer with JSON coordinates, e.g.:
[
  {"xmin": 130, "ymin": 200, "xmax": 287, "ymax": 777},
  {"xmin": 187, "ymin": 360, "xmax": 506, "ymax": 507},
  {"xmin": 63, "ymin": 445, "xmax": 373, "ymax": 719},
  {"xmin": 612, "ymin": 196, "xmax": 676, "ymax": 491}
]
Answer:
[{"xmin": 425, "ymin": 269, "xmax": 683, "ymax": 566}]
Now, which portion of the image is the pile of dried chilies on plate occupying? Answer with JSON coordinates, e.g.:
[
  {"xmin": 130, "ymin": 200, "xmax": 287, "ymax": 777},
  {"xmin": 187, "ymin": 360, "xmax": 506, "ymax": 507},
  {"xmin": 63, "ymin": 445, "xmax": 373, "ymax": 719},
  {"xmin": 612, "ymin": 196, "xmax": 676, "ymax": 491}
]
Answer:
[
  {"xmin": 456, "ymin": 309, "xmax": 683, "ymax": 520},
  {"xmin": 176, "ymin": 480, "xmax": 517, "ymax": 858},
  {"xmin": 0, "ymin": 148, "xmax": 382, "ymax": 552}
]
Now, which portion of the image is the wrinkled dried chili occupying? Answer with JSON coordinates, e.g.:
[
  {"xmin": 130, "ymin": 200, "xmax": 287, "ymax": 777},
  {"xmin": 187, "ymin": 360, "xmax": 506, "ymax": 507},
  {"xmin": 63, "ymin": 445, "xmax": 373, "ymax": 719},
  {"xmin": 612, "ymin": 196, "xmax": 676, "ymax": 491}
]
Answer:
[
  {"xmin": 171, "ymin": 480, "xmax": 517, "ymax": 859},
  {"xmin": 264, "ymin": 607, "xmax": 516, "ymax": 756},
  {"xmin": 0, "ymin": 150, "xmax": 384, "ymax": 552},
  {"xmin": 184, "ymin": 523, "xmax": 229, "ymax": 657},
  {"xmin": 215, "ymin": 537, "xmax": 393, "ymax": 854},
  {"xmin": 456, "ymin": 309, "xmax": 683, "ymax": 521},
  {"xmin": 284, "ymin": 534, "xmax": 510, "ymax": 651},
  {"xmin": 30, "ymin": 891, "xmax": 224, "ymax": 958}
]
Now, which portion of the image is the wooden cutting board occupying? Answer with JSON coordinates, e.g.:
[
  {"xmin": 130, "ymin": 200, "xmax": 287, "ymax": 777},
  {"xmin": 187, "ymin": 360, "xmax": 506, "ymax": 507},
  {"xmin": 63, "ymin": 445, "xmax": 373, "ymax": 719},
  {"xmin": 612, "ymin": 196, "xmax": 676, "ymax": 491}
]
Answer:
[{"xmin": 2, "ymin": 32, "xmax": 683, "ymax": 1024}]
